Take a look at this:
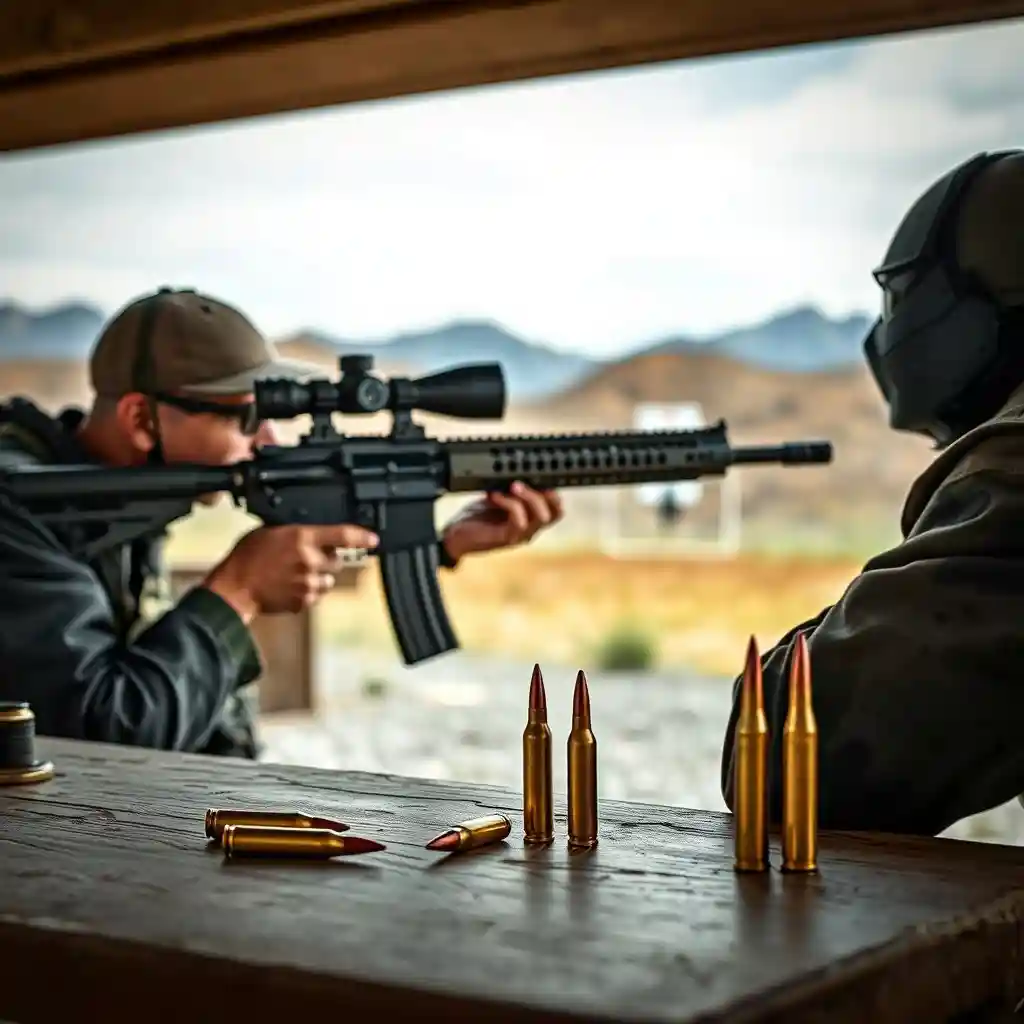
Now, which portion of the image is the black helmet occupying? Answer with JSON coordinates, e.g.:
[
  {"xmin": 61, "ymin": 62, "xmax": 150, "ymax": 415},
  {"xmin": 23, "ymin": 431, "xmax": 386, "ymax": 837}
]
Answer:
[{"xmin": 864, "ymin": 149, "xmax": 1024, "ymax": 446}]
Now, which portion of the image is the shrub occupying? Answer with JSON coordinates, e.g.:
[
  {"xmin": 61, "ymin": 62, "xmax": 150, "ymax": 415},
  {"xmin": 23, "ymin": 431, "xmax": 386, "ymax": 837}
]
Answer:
[{"xmin": 593, "ymin": 622, "xmax": 657, "ymax": 671}]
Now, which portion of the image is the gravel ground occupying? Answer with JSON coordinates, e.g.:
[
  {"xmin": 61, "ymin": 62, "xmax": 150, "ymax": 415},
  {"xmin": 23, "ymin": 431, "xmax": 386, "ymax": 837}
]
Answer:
[{"xmin": 258, "ymin": 647, "xmax": 1024, "ymax": 847}]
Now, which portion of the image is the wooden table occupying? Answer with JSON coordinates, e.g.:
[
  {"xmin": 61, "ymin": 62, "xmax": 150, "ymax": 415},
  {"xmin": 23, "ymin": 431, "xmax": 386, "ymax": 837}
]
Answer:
[{"xmin": 3, "ymin": 739, "xmax": 1024, "ymax": 1023}]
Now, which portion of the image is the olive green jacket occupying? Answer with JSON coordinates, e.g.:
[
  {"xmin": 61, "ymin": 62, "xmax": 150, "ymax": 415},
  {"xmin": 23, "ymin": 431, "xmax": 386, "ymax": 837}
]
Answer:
[
  {"xmin": 721, "ymin": 381, "xmax": 1024, "ymax": 835},
  {"xmin": 0, "ymin": 399, "xmax": 262, "ymax": 758}
]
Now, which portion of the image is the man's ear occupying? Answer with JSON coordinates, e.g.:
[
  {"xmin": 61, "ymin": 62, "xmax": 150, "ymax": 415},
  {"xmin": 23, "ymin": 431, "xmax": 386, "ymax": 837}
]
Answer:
[{"xmin": 114, "ymin": 393, "xmax": 155, "ymax": 453}]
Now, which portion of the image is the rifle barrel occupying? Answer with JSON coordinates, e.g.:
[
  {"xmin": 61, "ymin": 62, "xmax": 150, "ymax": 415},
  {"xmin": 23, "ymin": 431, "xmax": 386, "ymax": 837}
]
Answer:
[
  {"xmin": 442, "ymin": 430, "xmax": 832, "ymax": 493},
  {"xmin": 729, "ymin": 442, "xmax": 834, "ymax": 465}
]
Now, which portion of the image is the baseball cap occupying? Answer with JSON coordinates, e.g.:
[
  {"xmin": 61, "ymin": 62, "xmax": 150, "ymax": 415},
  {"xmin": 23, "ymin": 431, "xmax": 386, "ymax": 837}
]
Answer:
[
  {"xmin": 957, "ymin": 151, "xmax": 1024, "ymax": 308},
  {"xmin": 89, "ymin": 287, "xmax": 321, "ymax": 398}
]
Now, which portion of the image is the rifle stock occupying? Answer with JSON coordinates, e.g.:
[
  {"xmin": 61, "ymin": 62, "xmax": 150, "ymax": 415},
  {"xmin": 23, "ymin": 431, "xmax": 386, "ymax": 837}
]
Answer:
[{"xmin": 0, "ymin": 355, "xmax": 834, "ymax": 666}]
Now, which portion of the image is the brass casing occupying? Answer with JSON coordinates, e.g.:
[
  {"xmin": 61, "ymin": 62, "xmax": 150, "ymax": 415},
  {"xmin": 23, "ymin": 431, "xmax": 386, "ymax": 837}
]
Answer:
[
  {"xmin": 205, "ymin": 808, "xmax": 345, "ymax": 842},
  {"xmin": 0, "ymin": 705, "xmax": 32, "ymax": 724},
  {"xmin": 0, "ymin": 762, "xmax": 55, "ymax": 785},
  {"xmin": 222, "ymin": 825, "xmax": 348, "ymax": 860},
  {"xmin": 782, "ymin": 636, "xmax": 818, "ymax": 873},
  {"xmin": 0, "ymin": 703, "xmax": 55, "ymax": 786},
  {"xmin": 567, "ymin": 719, "xmax": 598, "ymax": 849},
  {"xmin": 733, "ymin": 639, "xmax": 769, "ymax": 873},
  {"xmin": 523, "ymin": 711, "xmax": 554, "ymax": 844},
  {"xmin": 782, "ymin": 731, "xmax": 818, "ymax": 872},
  {"xmin": 782, "ymin": 714, "xmax": 818, "ymax": 872},
  {"xmin": 453, "ymin": 814, "xmax": 512, "ymax": 851},
  {"xmin": 733, "ymin": 728, "xmax": 769, "ymax": 872}
]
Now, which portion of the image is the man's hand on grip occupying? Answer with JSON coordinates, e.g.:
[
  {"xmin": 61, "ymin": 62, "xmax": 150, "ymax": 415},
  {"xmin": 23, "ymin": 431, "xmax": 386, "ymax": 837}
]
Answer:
[{"xmin": 202, "ymin": 523, "xmax": 379, "ymax": 621}]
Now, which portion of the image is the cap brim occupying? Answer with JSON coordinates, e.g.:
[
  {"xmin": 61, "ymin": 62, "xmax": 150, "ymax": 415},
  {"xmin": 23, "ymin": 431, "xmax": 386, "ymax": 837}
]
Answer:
[{"xmin": 179, "ymin": 357, "xmax": 327, "ymax": 395}]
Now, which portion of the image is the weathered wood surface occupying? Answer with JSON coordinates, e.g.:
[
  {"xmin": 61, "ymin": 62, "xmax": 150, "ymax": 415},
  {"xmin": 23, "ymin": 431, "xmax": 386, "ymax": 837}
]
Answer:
[
  {"xmin": 3, "ymin": 739, "xmax": 1024, "ymax": 1023},
  {"xmin": 2, "ymin": 0, "xmax": 1024, "ymax": 152}
]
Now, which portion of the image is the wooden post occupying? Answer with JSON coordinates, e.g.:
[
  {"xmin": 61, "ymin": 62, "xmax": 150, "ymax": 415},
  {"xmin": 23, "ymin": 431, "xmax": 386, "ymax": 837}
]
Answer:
[{"xmin": 168, "ymin": 562, "xmax": 363, "ymax": 714}]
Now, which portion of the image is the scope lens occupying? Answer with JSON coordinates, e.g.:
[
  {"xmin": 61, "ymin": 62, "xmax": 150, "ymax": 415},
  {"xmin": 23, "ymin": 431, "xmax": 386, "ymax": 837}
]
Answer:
[{"xmin": 356, "ymin": 377, "xmax": 389, "ymax": 412}]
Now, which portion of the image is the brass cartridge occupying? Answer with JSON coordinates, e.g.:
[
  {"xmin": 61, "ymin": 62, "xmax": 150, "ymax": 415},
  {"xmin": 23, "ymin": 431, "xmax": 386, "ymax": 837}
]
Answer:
[
  {"xmin": 733, "ymin": 636, "xmax": 769, "ymax": 873},
  {"xmin": 425, "ymin": 814, "xmax": 512, "ymax": 853},
  {"xmin": 222, "ymin": 825, "xmax": 384, "ymax": 860},
  {"xmin": 782, "ymin": 633, "xmax": 818, "ymax": 873},
  {"xmin": 523, "ymin": 663, "xmax": 554, "ymax": 845},
  {"xmin": 567, "ymin": 669, "xmax": 598, "ymax": 849}
]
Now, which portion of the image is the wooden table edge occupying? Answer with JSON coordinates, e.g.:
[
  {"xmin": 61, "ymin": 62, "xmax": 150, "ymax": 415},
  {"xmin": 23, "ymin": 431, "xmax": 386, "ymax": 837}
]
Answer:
[
  {"xmin": 2, "ymin": 886, "xmax": 1024, "ymax": 1023},
  {"xmin": 721, "ymin": 888, "xmax": 1024, "ymax": 1024}
]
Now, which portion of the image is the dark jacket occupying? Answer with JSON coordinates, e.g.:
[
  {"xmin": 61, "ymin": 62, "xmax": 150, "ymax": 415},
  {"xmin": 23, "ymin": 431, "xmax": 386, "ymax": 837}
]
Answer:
[
  {"xmin": 0, "ymin": 398, "xmax": 262, "ymax": 758},
  {"xmin": 720, "ymin": 381, "xmax": 1024, "ymax": 836}
]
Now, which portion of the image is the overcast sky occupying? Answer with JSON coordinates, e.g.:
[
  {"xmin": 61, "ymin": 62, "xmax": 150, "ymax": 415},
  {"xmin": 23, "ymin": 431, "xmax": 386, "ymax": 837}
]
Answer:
[{"xmin": 0, "ymin": 17, "xmax": 1021, "ymax": 356}]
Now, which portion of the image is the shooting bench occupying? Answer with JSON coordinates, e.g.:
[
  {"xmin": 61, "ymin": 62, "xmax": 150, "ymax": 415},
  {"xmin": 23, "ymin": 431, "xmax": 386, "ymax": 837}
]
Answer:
[
  {"xmin": 169, "ymin": 561, "xmax": 364, "ymax": 714},
  {"xmin": 3, "ymin": 738, "xmax": 1024, "ymax": 1023}
]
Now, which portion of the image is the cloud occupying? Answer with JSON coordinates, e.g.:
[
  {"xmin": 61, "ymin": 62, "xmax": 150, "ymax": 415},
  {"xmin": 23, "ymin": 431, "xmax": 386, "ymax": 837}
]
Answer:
[{"xmin": 0, "ymin": 16, "xmax": 1020, "ymax": 354}]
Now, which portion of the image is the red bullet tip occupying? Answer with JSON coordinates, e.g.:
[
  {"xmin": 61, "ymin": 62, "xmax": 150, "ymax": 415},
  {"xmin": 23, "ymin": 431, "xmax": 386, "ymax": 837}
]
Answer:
[
  {"xmin": 742, "ymin": 634, "xmax": 762, "ymax": 706},
  {"xmin": 425, "ymin": 829, "xmax": 461, "ymax": 852},
  {"xmin": 745, "ymin": 634, "xmax": 759, "ymax": 664},
  {"xmin": 529, "ymin": 663, "xmax": 547, "ymax": 713},
  {"xmin": 343, "ymin": 835, "xmax": 387, "ymax": 854},
  {"xmin": 790, "ymin": 632, "xmax": 811, "ymax": 695},
  {"xmin": 572, "ymin": 669, "xmax": 590, "ymax": 718}
]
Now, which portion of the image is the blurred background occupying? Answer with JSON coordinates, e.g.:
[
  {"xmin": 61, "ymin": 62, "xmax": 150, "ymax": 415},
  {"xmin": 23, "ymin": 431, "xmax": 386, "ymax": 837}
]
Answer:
[{"xmin": 2, "ymin": 15, "xmax": 1022, "ymax": 842}]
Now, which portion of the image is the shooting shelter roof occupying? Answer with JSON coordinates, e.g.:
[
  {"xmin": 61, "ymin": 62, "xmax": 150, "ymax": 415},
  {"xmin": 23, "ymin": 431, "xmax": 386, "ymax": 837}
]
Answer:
[{"xmin": 1, "ymin": 0, "xmax": 1023, "ymax": 152}]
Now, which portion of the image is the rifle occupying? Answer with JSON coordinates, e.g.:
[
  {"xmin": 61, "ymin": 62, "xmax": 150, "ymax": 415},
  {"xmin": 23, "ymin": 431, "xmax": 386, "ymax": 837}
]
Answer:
[{"xmin": 0, "ymin": 355, "xmax": 833, "ymax": 665}]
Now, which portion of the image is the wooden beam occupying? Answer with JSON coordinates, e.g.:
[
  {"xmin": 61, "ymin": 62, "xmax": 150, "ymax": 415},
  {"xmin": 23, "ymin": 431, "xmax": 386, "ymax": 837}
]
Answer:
[
  {"xmin": 1, "ymin": 0, "xmax": 1023, "ymax": 153},
  {"xmin": 0, "ymin": 2, "xmax": 437, "ymax": 77}
]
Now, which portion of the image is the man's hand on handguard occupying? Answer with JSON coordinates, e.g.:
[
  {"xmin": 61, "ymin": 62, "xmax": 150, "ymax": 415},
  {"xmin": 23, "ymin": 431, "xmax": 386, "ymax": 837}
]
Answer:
[
  {"xmin": 440, "ymin": 482, "xmax": 564, "ymax": 565},
  {"xmin": 202, "ymin": 523, "xmax": 379, "ymax": 623}
]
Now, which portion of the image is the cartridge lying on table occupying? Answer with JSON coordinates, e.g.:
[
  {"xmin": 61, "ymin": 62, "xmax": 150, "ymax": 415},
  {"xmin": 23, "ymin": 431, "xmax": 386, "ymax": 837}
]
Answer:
[
  {"xmin": 205, "ymin": 808, "xmax": 349, "ymax": 843},
  {"xmin": 425, "ymin": 814, "xmax": 512, "ymax": 853},
  {"xmin": 222, "ymin": 825, "xmax": 384, "ymax": 860}
]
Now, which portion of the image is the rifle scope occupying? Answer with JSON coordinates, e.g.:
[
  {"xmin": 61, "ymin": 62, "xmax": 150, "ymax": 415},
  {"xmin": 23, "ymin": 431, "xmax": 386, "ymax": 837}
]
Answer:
[{"xmin": 255, "ymin": 354, "xmax": 507, "ymax": 421}]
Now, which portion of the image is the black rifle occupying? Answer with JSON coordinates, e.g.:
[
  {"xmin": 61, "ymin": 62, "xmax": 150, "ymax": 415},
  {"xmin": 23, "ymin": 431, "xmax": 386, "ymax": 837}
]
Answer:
[{"xmin": 0, "ymin": 355, "xmax": 832, "ymax": 665}]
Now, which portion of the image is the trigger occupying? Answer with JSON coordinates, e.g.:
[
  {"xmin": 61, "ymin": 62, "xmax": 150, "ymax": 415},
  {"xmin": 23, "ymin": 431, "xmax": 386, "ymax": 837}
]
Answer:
[{"xmin": 356, "ymin": 502, "xmax": 381, "ymax": 529}]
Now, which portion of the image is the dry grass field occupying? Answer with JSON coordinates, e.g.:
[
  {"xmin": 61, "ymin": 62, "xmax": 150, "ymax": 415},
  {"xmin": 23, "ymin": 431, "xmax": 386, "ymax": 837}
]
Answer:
[{"xmin": 167, "ymin": 502, "xmax": 861, "ymax": 677}]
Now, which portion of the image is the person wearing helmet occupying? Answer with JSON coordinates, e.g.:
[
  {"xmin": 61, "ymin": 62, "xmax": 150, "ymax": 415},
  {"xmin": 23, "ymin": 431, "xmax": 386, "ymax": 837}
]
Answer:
[{"xmin": 720, "ymin": 150, "xmax": 1024, "ymax": 836}]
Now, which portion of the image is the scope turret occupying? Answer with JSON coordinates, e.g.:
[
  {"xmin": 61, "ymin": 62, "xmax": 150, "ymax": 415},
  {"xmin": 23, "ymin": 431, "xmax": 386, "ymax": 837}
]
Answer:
[{"xmin": 254, "ymin": 354, "xmax": 507, "ymax": 422}]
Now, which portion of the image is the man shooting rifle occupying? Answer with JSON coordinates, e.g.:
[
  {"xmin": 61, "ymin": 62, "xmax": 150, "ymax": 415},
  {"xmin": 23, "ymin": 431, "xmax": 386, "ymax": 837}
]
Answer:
[{"xmin": 0, "ymin": 288, "xmax": 563, "ymax": 758}]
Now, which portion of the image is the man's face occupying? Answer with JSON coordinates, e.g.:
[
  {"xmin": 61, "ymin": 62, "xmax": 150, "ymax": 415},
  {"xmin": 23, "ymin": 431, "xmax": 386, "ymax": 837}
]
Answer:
[
  {"xmin": 112, "ymin": 391, "xmax": 283, "ymax": 496},
  {"xmin": 154, "ymin": 393, "xmax": 280, "ymax": 465},
  {"xmin": 140, "ymin": 393, "xmax": 282, "ymax": 506}
]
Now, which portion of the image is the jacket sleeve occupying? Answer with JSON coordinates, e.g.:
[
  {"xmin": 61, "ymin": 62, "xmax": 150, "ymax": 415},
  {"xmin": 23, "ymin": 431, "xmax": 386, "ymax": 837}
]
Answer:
[
  {"xmin": 0, "ymin": 494, "xmax": 262, "ymax": 751},
  {"xmin": 720, "ymin": 431, "xmax": 1024, "ymax": 836}
]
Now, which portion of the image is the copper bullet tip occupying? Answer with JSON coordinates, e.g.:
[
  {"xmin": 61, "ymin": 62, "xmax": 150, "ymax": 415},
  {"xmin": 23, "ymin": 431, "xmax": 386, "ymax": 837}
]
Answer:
[
  {"xmin": 529, "ymin": 663, "xmax": 547, "ymax": 713},
  {"xmin": 791, "ymin": 633, "xmax": 810, "ymax": 691},
  {"xmin": 741, "ymin": 635, "xmax": 762, "ymax": 707},
  {"xmin": 425, "ymin": 829, "xmax": 460, "ymax": 852},
  {"xmin": 745, "ymin": 633, "xmax": 759, "ymax": 664},
  {"xmin": 344, "ymin": 835, "xmax": 387, "ymax": 854},
  {"xmin": 572, "ymin": 669, "xmax": 590, "ymax": 718}
]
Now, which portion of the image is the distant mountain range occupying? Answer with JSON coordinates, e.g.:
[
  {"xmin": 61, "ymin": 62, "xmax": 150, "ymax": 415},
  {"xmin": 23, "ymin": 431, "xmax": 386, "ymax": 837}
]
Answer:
[{"xmin": 0, "ymin": 299, "xmax": 872, "ymax": 400}]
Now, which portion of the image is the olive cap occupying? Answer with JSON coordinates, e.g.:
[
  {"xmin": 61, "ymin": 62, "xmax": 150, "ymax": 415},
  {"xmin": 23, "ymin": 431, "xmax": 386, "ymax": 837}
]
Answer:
[{"xmin": 89, "ymin": 287, "xmax": 320, "ymax": 397}]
